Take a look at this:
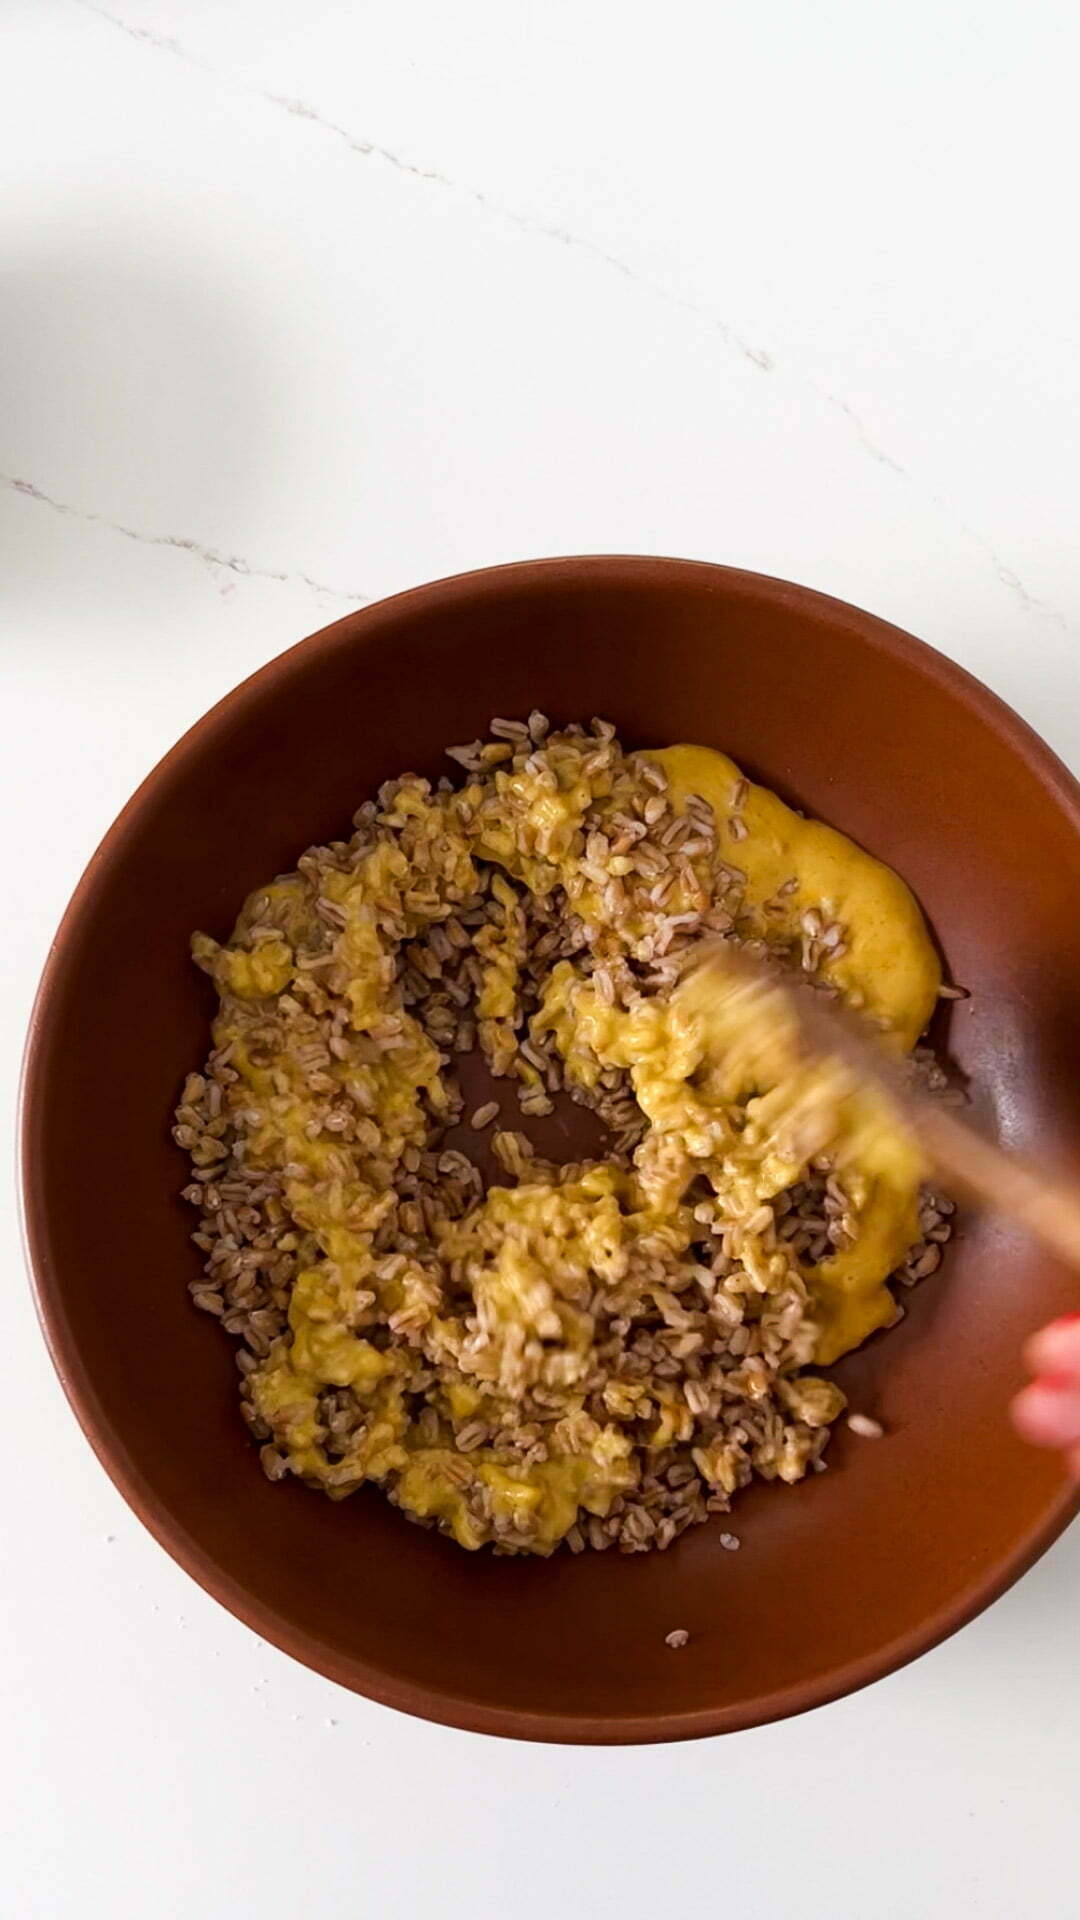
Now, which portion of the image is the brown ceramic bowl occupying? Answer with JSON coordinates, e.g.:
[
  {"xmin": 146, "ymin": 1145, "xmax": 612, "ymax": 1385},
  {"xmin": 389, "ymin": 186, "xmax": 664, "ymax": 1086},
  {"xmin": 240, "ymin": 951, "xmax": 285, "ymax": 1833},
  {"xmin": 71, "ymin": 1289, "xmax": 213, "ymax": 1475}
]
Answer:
[{"xmin": 22, "ymin": 557, "xmax": 1080, "ymax": 1743}]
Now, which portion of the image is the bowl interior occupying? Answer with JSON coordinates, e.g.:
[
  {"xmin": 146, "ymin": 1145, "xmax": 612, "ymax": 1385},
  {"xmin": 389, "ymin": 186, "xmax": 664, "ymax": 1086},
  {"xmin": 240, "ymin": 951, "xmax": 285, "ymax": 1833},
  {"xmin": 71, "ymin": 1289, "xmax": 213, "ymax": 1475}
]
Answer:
[{"xmin": 24, "ymin": 558, "xmax": 1080, "ymax": 1741}]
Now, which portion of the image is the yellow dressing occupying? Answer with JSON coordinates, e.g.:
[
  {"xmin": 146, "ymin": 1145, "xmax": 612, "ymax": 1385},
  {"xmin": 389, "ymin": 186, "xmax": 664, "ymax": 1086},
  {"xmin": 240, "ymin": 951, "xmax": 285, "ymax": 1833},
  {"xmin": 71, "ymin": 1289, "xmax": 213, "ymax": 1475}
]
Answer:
[{"xmin": 649, "ymin": 745, "xmax": 939, "ymax": 1046}]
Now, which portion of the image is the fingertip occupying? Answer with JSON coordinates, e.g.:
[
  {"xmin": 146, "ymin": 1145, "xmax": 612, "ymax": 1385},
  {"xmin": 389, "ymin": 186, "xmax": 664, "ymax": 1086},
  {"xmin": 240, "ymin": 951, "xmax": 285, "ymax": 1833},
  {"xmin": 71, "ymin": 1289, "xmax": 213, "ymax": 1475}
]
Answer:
[
  {"xmin": 1011, "ymin": 1378, "xmax": 1080, "ymax": 1448},
  {"xmin": 1023, "ymin": 1314, "xmax": 1080, "ymax": 1379},
  {"xmin": 1011, "ymin": 1384, "xmax": 1051, "ymax": 1446}
]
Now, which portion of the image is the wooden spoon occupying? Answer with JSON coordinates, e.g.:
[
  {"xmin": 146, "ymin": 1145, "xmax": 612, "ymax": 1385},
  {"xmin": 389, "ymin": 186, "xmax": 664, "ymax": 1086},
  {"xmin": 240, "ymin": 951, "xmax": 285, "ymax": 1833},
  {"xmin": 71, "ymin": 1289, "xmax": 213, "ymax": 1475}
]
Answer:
[{"xmin": 686, "ymin": 939, "xmax": 1080, "ymax": 1273}]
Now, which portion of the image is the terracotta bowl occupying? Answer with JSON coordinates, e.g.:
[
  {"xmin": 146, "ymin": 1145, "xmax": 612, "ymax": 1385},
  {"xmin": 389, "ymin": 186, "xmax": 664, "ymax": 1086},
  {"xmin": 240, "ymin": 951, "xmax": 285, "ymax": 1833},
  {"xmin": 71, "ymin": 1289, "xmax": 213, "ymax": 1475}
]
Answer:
[{"xmin": 22, "ymin": 557, "xmax": 1080, "ymax": 1743}]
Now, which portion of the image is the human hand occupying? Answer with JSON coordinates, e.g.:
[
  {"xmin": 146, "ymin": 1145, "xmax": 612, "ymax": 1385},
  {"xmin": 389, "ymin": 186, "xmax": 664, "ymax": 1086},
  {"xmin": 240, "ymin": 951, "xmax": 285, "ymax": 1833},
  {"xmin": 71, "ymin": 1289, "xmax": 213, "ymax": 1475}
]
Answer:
[{"xmin": 1011, "ymin": 1315, "xmax": 1080, "ymax": 1476}]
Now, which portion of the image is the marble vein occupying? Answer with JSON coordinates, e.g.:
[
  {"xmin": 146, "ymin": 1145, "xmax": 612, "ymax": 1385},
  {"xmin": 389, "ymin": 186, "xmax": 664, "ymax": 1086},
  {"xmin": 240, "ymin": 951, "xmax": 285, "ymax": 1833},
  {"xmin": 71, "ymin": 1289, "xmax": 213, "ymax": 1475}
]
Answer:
[
  {"xmin": 77, "ymin": 1, "xmax": 188, "ymax": 59},
  {"xmin": 265, "ymin": 92, "xmax": 774, "ymax": 371},
  {"xmin": 823, "ymin": 395, "xmax": 909, "ymax": 478},
  {"xmin": 76, "ymin": 1, "xmax": 772, "ymax": 372},
  {"xmin": 816, "ymin": 397, "xmax": 1072, "ymax": 631},
  {"xmin": 979, "ymin": 552, "xmax": 1070, "ymax": 633},
  {"xmin": 66, "ymin": 1, "xmax": 1079, "ymax": 637},
  {"xmin": 4, "ymin": 475, "xmax": 369, "ymax": 604}
]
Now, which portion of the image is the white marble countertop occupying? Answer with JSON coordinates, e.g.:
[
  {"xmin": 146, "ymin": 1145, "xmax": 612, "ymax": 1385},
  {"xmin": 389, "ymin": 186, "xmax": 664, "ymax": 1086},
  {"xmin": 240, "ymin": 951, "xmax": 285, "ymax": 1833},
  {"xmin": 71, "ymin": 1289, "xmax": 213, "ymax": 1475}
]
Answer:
[{"xmin": 3, "ymin": 3, "xmax": 1079, "ymax": 1916}]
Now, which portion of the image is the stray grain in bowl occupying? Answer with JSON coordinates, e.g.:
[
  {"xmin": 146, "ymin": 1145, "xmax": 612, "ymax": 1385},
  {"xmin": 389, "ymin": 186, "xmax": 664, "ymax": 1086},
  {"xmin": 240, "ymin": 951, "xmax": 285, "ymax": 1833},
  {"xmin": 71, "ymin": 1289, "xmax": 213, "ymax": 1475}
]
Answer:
[{"xmin": 176, "ymin": 717, "xmax": 953, "ymax": 1557}]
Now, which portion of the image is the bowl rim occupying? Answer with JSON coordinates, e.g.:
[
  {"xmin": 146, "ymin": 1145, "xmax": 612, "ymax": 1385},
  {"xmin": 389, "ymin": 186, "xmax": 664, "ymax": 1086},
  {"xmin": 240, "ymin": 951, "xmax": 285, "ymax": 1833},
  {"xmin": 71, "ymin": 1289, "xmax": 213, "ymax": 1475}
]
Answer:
[{"xmin": 20, "ymin": 553, "xmax": 1080, "ymax": 1744}]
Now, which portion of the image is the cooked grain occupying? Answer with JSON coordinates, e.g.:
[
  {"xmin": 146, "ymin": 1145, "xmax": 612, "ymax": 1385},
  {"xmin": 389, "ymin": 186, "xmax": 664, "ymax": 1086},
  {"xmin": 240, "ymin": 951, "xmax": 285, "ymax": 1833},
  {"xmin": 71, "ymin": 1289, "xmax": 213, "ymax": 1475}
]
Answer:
[{"xmin": 847, "ymin": 1413, "xmax": 885, "ymax": 1439}]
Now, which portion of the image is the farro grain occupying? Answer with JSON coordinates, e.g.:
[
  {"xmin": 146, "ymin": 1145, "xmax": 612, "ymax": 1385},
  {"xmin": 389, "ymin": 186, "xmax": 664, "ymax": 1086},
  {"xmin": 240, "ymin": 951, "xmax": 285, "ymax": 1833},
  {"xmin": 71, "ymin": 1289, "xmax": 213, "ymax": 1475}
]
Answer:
[{"xmin": 847, "ymin": 1413, "xmax": 884, "ymax": 1439}]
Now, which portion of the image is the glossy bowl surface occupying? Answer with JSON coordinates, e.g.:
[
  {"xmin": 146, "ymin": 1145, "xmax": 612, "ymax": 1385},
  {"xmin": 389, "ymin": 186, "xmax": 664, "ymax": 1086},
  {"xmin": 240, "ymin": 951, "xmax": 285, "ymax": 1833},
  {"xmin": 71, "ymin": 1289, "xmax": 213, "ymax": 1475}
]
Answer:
[{"xmin": 22, "ymin": 557, "xmax": 1080, "ymax": 1742}]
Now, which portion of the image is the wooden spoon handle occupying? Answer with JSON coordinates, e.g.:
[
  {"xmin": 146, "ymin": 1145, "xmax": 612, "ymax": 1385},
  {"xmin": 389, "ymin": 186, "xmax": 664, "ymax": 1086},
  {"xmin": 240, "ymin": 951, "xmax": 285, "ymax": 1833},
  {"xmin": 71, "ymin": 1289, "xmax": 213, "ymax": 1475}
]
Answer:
[
  {"xmin": 689, "ymin": 938, "xmax": 1080, "ymax": 1275},
  {"xmin": 912, "ymin": 1098, "xmax": 1080, "ymax": 1272}
]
